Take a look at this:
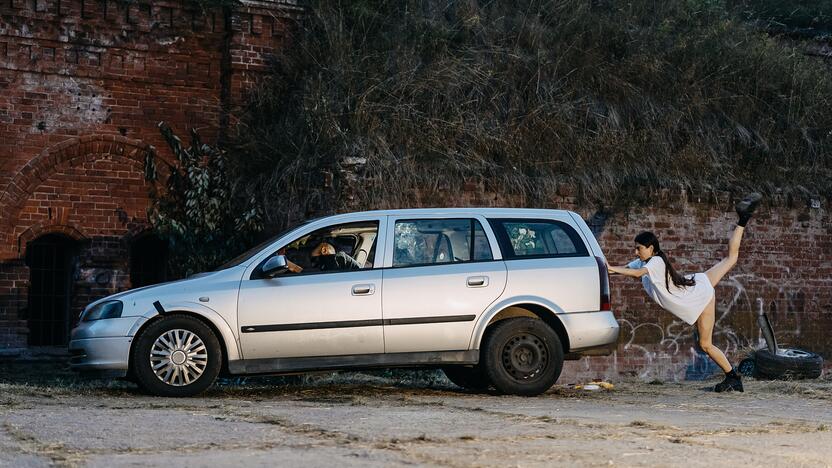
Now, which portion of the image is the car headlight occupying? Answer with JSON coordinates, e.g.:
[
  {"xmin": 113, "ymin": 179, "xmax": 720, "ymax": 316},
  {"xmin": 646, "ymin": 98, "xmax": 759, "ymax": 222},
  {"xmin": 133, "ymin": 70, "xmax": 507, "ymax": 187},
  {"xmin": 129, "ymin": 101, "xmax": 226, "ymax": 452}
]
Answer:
[{"xmin": 82, "ymin": 300, "xmax": 123, "ymax": 322}]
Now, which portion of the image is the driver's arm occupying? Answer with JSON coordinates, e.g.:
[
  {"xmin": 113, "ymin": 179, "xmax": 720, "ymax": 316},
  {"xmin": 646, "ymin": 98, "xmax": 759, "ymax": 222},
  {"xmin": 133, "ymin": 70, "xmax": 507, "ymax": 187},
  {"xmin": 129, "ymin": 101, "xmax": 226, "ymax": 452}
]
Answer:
[{"xmin": 336, "ymin": 251, "xmax": 362, "ymax": 270}]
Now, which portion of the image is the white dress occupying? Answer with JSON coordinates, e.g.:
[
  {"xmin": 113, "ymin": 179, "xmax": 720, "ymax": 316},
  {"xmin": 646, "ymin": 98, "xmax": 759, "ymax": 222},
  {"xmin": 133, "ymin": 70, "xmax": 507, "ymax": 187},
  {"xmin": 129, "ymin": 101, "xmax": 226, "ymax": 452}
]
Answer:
[{"xmin": 626, "ymin": 256, "xmax": 714, "ymax": 325}]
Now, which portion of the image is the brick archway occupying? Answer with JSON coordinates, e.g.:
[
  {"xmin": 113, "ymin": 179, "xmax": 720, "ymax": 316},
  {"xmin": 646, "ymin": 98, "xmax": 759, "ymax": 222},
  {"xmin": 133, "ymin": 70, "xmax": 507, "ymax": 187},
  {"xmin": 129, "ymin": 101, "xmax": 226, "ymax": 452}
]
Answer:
[
  {"xmin": 17, "ymin": 222, "xmax": 88, "ymax": 259},
  {"xmin": 0, "ymin": 135, "xmax": 159, "ymax": 256}
]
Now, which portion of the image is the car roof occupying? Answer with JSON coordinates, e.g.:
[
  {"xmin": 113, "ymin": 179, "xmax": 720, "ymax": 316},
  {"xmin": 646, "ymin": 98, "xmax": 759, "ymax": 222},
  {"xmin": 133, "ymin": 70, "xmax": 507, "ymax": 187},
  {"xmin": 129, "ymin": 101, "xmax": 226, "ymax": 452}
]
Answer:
[{"xmin": 316, "ymin": 207, "xmax": 577, "ymax": 221}]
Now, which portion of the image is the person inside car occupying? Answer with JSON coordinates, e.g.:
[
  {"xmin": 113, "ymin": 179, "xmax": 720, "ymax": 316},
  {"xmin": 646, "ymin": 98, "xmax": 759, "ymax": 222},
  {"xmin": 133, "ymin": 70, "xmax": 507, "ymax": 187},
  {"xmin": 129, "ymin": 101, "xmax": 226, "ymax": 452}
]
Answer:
[{"xmin": 310, "ymin": 241, "xmax": 361, "ymax": 271}]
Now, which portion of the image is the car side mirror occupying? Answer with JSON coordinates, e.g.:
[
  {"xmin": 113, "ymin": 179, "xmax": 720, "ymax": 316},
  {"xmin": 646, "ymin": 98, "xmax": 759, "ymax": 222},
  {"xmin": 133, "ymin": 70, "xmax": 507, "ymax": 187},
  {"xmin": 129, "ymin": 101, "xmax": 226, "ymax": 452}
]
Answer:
[{"xmin": 261, "ymin": 255, "xmax": 289, "ymax": 278}]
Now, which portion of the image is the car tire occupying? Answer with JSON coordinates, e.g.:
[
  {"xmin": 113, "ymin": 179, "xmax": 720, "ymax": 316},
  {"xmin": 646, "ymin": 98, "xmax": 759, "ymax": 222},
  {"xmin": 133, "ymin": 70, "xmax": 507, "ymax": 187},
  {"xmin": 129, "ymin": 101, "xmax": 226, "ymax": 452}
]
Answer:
[
  {"xmin": 131, "ymin": 315, "xmax": 223, "ymax": 397},
  {"xmin": 755, "ymin": 348, "xmax": 823, "ymax": 380},
  {"xmin": 442, "ymin": 365, "xmax": 491, "ymax": 391},
  {"xmin": 481, "ymin": 317, "xmax": 564, "ymax": 396}
]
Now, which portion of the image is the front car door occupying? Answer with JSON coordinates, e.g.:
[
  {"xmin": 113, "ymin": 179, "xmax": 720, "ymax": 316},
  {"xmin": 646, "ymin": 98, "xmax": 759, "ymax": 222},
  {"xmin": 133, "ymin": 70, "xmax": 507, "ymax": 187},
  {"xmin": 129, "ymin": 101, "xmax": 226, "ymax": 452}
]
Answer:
[
  {"xmin": 237, "ymin": 217, "xmax": 387, "ymax": 360},
  {"xmin": 381, "ymin": 216, "xmax": 507, "ymax": 353}
]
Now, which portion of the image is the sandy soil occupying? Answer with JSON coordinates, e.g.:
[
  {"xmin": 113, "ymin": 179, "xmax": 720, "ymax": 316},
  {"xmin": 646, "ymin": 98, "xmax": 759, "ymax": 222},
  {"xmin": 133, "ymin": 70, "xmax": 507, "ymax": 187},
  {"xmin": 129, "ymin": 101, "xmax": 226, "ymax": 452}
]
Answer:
[{"xmin": 0, "ymin": 362, "xmax": 830, "ymax": 467}]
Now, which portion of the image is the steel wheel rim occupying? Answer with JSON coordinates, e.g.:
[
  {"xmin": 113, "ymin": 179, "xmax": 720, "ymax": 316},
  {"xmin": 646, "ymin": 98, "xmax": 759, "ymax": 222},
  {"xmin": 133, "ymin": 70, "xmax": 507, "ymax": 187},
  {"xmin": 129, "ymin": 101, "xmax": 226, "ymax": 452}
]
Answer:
[
  {"xmin": 150, "ymin": 329, "xmax": 208, "ymax": 387},
  {"xmin": 777, "ymin": 348, "xmax": 812, "ymax": 358},
  {"xmin": 501, "ymin": 333, "xmax": 547, "ymax": 381}
]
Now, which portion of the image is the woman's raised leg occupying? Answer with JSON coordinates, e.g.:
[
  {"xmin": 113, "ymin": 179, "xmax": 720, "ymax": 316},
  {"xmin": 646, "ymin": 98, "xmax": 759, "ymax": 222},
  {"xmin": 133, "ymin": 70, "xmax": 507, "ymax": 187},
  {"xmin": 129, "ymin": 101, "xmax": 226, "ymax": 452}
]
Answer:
[
  {"xmin": 705, "ymin": 192, "xmax": 761, "ymax": 287},
  {"xmin": 705, "ymin": 225, "xmax": 744, "ymax": 287}
]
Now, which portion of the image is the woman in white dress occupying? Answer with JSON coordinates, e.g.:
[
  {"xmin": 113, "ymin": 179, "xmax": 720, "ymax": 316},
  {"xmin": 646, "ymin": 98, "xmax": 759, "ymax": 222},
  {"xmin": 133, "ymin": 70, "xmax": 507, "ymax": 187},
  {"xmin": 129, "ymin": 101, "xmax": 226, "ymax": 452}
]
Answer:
[{"xmin": 607, "ymin": 193, "xmax": 762, "ymax": 392}]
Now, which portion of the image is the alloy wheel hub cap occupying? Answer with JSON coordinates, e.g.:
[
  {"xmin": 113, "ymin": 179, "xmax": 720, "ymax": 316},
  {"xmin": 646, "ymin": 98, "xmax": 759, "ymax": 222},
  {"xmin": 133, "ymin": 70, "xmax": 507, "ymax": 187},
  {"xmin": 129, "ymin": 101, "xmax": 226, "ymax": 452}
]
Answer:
[
  {"xmin": 150, "ymin": 329, "xmax": 208, "ymax": 387},
  {"xmin": 171, "ymin": 350, "xmax": 187, "ymax": 365}
]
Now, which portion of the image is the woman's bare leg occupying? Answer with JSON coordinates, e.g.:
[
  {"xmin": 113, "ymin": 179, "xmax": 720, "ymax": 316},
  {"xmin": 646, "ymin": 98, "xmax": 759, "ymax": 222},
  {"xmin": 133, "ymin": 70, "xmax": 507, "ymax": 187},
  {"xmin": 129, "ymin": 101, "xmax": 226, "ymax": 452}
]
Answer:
[
  {"xmin": 695, "ymin": 297, "xmax": 732, "ymax": 373},
  {"xmin": 705, "ymin": 225, "xmax": 744, "ymax": 287}
]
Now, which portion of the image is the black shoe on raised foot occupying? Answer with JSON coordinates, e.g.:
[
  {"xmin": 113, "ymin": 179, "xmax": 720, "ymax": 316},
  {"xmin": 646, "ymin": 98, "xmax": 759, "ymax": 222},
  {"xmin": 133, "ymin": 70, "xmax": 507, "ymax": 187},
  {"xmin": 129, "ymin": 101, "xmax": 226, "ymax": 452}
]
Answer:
[
  {"xmin": 735, "ymin": 192, "xmax": 762, "ymax": 227},
  {"xmin": 714, "ymin": 374, "xmax": 744, "ymax": 393}
]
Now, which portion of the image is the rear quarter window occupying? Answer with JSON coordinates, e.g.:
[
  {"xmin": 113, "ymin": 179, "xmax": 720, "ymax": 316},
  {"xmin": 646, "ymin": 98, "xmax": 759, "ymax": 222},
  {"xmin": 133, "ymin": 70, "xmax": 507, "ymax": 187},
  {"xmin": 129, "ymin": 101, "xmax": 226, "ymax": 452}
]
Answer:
[{"xmin": 488, "ymin": 218, "xmax": 589, "ymax": 259}]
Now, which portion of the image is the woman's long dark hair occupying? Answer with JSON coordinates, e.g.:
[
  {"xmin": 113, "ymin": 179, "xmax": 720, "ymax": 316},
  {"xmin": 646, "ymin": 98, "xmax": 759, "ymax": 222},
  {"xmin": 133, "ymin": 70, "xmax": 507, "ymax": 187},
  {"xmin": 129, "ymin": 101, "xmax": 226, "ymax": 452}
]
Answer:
[{"xmin": 634, "ymin": 231, "xmax": 695, "ymax": 291}]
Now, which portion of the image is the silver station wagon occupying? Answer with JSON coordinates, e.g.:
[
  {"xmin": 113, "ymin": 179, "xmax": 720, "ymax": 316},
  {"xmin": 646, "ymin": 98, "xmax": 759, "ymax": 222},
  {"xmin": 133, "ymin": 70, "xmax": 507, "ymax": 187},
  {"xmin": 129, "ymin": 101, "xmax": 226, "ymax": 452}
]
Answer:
[{"xmin": 70, "ymin": 208, "xmax": 619, "ymax": 397}]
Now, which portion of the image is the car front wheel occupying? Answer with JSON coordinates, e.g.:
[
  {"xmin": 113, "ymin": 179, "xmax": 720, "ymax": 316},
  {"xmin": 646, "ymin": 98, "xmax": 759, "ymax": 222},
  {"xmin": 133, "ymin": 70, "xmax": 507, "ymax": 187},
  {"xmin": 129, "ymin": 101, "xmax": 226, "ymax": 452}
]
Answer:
[
  {"xmin": 131, "ymin": 315, "xmax": 222, "ymax": 397},
  {"xmin": 481, "ymin": 317, "xmax": 563, "ymax": 396}
]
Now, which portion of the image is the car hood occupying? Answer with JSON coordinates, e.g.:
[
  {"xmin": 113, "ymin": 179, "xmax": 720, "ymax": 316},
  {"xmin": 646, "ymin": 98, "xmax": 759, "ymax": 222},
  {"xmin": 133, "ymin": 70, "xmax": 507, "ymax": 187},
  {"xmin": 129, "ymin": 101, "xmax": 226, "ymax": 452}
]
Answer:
[{"xmin": 83, "ymin": 268, "xmax": 240, "ymax": 312}]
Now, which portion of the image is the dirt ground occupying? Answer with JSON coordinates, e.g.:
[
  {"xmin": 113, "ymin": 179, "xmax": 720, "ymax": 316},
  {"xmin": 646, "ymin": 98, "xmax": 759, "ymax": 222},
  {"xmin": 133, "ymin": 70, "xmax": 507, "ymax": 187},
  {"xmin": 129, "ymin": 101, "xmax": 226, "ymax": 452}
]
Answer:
[{"xmin": 0, "ymin": 361, "xmax": 830, "ymax": 468}]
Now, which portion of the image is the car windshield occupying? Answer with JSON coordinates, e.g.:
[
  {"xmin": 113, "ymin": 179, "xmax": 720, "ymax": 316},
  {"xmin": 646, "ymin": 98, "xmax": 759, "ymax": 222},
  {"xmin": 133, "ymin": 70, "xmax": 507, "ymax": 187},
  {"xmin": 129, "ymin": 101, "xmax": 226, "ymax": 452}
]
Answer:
[{"xmin": 213, "ymin": 219, "xmax": 316, "ymax": 271}]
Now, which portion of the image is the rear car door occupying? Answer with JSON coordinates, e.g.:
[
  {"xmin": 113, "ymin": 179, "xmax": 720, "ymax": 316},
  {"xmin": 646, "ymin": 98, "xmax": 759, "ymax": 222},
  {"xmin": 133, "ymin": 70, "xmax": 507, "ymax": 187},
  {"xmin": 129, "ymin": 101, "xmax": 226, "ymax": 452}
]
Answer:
[{"xmin": 380, "ymin": 216, "xmax": 507, "ymax": 353}]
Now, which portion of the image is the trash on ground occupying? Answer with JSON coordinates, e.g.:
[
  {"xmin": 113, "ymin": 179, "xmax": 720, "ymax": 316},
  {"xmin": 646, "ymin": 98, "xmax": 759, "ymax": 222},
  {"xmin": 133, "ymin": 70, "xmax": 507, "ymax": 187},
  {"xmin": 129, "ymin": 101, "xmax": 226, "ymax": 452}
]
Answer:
[{"xmin": 571, "ymin": 381, "xmax": 614, "ymax": 391}]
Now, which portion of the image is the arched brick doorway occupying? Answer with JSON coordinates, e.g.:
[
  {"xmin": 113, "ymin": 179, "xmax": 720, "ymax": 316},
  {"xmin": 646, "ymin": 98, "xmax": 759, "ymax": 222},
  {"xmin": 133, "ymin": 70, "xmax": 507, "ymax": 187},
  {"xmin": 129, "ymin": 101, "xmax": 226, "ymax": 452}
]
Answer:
[
  {"xmin": 130, "ymin": 233, "xmax": 169, "ymax": 288},
  {"xmin": 25, "ymin": 233, "xmax": 79, "ymax": 346}
]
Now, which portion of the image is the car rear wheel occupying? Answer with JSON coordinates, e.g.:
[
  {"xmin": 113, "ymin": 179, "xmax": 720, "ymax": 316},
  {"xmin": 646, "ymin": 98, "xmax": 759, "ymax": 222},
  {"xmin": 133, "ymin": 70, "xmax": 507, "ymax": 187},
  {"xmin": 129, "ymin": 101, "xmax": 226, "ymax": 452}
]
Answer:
[
  {"xmin": 442, "ymin": 364, "xmax": 491, "ymax": 391},
  {"xmin": 482, "ymin": 317, "xmax": 563, "ymax": 396},
  {"xmin": 132, "ymin": 315, "xmax": 222, "ymax": 397}
]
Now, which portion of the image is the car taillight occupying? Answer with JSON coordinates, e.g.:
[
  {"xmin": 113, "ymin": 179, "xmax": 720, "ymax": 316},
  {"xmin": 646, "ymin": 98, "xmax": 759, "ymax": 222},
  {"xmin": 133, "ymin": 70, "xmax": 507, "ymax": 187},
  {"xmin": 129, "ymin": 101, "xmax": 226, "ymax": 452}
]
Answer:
[{"xmin": 595, "ymin": 256, "xmax": 611, "ymax": 311}]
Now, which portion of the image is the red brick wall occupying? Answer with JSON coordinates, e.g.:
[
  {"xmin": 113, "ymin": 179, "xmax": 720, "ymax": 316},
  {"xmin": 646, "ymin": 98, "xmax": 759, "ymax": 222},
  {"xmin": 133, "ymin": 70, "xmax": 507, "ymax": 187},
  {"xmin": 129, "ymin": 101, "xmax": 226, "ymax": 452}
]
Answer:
[{"xmin": 0, "ymin": 0, "xmax": 302, "ymax": 348}]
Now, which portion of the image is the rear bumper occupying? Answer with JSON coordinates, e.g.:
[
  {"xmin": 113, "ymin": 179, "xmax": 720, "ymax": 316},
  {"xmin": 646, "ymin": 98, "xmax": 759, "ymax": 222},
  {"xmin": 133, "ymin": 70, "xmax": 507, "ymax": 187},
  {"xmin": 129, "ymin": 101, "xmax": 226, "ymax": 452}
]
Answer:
[
  {"xmin": 68, "ymin": 336, "xmax": 131, "ymax": 378},
  {"xmin": 560, "ymin": 310, "xmax": 620, "ymax": 355}
]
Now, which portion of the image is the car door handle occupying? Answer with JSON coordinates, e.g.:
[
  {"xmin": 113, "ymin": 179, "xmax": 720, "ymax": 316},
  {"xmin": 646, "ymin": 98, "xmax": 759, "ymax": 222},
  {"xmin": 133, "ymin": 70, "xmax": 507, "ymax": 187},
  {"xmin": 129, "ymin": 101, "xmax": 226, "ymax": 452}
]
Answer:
[
  {"xmin": 466, "ymin": 276, "xmax": 488, "ymax": 287},
  {"xmin": 351, "ymin": 284, "xmax": 375, "ymax": 296}
]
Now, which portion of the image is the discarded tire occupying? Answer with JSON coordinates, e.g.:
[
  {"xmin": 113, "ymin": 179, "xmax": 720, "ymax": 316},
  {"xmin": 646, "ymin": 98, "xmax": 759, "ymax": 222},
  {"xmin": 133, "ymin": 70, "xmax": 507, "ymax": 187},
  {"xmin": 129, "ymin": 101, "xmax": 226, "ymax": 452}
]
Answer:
[
  {"xmin": 754, "ymin": 348, "xmax": 823, "ymax": 380},
  {"xmin": 737, "ymin": 357, "xmax": 756, "ymax": 377}
]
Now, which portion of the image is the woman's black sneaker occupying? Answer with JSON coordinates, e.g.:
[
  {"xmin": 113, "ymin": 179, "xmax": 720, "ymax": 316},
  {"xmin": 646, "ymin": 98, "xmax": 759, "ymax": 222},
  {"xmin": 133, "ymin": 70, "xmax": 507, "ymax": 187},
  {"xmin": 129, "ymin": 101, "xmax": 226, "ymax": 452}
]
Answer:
[
  {"xmin": 736, "ymin": 192, "xmax": 762, "ymax": 227},
  {"xmin": 714, "ymin": 373, "xmax": 744, "ymax": 393}
]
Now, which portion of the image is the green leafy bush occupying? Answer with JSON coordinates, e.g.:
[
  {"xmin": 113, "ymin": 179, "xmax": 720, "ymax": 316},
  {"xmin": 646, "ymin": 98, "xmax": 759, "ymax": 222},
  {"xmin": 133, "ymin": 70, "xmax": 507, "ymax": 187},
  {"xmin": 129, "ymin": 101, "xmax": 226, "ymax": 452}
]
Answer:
[{"xmin": 145, "ymin": 123, "xmax": 263, "ymax": 277}]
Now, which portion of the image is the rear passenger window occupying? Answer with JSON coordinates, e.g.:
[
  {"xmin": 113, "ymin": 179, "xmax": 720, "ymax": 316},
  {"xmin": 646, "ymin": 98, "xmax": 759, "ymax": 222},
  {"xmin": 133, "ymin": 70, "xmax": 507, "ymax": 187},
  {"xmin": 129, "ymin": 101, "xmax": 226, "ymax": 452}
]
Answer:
[
  {"xmin": 393, "ymin": 219, "xmax": 493, "ymax": 267},
  {"xmin": 489, "ymin": 219, "xmax": 588, "ymax": 259}
]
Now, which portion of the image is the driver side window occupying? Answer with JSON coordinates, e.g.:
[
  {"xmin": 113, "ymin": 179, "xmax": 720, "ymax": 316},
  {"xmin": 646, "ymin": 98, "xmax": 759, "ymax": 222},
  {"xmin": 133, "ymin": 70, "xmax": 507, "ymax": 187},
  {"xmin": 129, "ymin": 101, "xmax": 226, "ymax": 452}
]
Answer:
[{"xmin": 269, "ymin": 220, "xmax": 379, "ymax": 276}]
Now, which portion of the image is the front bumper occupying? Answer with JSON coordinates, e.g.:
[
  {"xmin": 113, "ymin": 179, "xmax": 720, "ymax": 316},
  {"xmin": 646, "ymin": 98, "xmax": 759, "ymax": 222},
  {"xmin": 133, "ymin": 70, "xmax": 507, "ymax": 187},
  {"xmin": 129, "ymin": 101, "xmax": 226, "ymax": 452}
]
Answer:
[
  {"xmin": 68, "ymin": 317, "xmax": 142, "ymax": 378},
  {"xmin": 68, "ymin": 337, "xmax": 132, "ymax": 378}
]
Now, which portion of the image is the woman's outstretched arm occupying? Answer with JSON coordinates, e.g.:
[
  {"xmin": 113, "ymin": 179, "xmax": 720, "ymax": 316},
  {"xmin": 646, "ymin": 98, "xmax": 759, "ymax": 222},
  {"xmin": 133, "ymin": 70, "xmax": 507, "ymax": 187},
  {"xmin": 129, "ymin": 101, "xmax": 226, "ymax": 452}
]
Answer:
[{"xmin": 607, "ymin": 264, "xmax": 648, "ymax": 278}]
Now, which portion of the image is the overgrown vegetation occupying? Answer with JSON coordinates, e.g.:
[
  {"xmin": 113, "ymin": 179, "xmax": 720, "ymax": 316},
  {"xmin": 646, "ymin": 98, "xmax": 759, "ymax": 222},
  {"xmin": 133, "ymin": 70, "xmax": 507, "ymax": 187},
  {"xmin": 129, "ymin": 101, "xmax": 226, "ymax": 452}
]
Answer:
[
  {"xmin": 230, "ymin": 0, "xmax": 832, "ymax": 230},
  {"xmin": 147, "ymin": 0, "xmax": 832, "ymax": 273}
]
